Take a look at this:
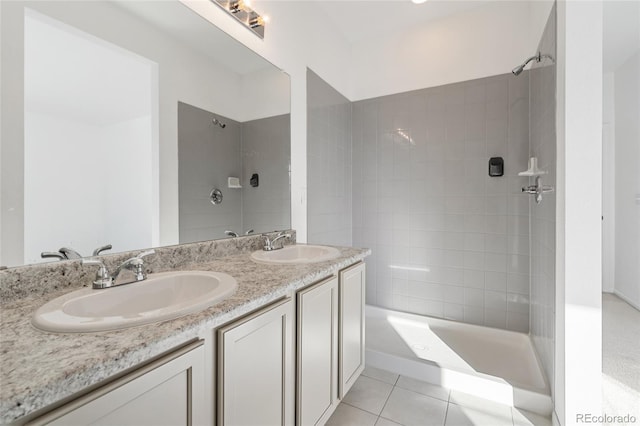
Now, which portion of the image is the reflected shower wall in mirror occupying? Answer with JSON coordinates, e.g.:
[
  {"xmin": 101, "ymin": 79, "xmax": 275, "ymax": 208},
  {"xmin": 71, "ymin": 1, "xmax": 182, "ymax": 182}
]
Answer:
[
  {"xmin": 178, "ymin": 102, "xmax": 290, "ymax": 243},
  {"xmin": 0, "ymin": 1, "xmax": 291, "ymax": 268}
]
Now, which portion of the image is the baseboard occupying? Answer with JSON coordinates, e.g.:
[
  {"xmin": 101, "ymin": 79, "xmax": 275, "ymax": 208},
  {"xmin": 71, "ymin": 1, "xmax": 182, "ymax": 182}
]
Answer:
[{"xmin": 613, "ymin": 289, "xmax": 640, "ymax": 311}]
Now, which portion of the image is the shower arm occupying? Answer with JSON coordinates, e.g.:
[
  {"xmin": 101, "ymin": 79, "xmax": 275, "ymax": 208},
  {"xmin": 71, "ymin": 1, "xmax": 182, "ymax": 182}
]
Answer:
[{"xmin": 512, "ymin": 52, "xmax": 555, "ymax": 75}]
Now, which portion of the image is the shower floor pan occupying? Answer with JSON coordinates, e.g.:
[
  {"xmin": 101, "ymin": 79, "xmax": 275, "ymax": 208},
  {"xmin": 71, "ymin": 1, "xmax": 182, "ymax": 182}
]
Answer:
[{"xmin": 365, "ymin": 305, "xmax": 552, "ymax": 416}]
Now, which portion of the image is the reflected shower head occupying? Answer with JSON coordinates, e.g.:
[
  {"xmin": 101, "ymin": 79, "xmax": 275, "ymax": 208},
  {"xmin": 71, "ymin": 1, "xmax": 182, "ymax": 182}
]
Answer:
[
  {"xmin": 512, "ymin": 53, "xmax": 540, "ymax": 76},
  {"xmin": 511, "ymin": 63, "xmax": 527, "ymax": 76},
  {"xmin": 212, "ymin": 117, "xmax": 227, "ymax": 128},
  {"xmin": 512, "ymin": 51, "xmax": 555, "ymax": 76}
]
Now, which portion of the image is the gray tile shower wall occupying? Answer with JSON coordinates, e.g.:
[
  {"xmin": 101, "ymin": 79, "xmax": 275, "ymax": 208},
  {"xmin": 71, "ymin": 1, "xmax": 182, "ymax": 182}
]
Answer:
[
  {"xmin": 307, "ymin": 69, "xmax": 353, "ymax": 247},
  {"xmin": 352, "ymin": 73, "xmax": 531, "ymax": 332},
  {"xmin": 241, "ymin": 114, "xmax": 291, "ymax": 234},
  {"xmin": 529, "ymin": 5, "xmax": 556, "ymax": 392},
  {"xmin": 178, "ymin": 102, "xmax": 290, "ymax": 242},
  {"xmin": 178, "ymin": 102, "xmax": 242, "ymax": 242}
]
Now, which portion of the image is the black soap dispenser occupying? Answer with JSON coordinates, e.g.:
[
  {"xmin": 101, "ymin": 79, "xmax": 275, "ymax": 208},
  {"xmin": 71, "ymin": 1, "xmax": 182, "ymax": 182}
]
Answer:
[{"xmin": 488, "ymin": 157, "xmax": 504, "ymax": 177}]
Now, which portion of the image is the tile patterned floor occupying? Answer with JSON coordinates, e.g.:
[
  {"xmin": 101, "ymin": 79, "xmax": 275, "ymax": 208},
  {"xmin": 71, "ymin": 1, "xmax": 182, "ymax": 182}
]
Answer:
[{"xmin": 327, "ymin": 366, "xmax": 552, "ymax": 426}]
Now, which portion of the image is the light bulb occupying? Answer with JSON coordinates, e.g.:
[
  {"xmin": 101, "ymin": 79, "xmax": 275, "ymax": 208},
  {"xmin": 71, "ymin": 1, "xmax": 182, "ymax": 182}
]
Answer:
[
  {"xmin": 249, "ymin": 16, "xmax": 265, "ymax": 28},
  {"xmin": 229, "ymin": 0, "xmax": 250, "ymax": 13}
]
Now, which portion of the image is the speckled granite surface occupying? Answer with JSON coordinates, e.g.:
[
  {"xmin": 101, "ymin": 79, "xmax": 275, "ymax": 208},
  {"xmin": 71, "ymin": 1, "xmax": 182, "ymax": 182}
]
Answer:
[
  {"xmin": 0, "ymin": 231, "xmax": 296, "ymax": 304},
  {"xmin": 0, "ymin": 235, "xmax": 369, "ymax": 423}
]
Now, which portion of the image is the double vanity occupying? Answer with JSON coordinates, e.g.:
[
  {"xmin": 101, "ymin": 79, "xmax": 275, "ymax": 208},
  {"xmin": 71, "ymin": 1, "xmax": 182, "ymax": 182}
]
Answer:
[{"xmin": 0, "ymin": 234, "xmax": 369, "ymax": 425}]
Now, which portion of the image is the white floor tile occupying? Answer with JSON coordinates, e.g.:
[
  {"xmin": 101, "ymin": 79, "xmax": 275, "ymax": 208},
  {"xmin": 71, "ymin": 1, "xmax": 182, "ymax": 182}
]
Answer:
[
  {"xmin": 375, "ymin": 417, "xmax": 403, "ymax": 426},
  {"xmin": 380, "ymin": 387, "xmax": 448, "ymax": 426},
  {"xmin": 342, "ymin": 376, "xmax": 394, "ymax": 415},
  {"xmin": 512, "ymin": 408, "xmax": 552, "ymax": 426},
  {"xmin": 326, "ymin": 403, "xmax": 378, "ymax": 426},
  {"xmin": 363, "ymin": 365, "xmax": 400, "ymax": 385},
  {"xmin": 396, "ymin": 376, "xmax": 450, "ymax": 402},
  {"xmin": 445, "ymin": 403, "xmax": 512, "ymax": 426}
]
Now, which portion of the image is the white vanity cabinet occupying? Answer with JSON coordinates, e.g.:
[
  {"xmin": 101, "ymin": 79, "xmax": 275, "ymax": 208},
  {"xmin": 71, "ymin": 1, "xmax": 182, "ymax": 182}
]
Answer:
[
  {"xmin": 296, "ymin": 262, "xmax": 366, "ymax": 425},
  {"xmin": 296, "ymin": 276, "xmax": 339, "ymax": 425},
  {"xmin": 29, "ymin": 340, "xmax": 207, "ymax": 426},
  {"xmin": 338, "ymin": 262, "xmax": 366, "ymax": 398},
  {"xmin": 217, "ymin": 298, "xmax": 295, "ymax": 426}
]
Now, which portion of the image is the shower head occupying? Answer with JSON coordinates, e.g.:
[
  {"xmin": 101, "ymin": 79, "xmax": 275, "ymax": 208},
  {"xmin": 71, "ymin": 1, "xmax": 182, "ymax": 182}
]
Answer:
[
  {"xmin": 212, "ymin": 117, "xmax": 227, "ymax": 129},
  {"xmin": 512, "ymin": 53, "xmax": 541, "ymax": 76},
  {"xmin": 512, "ymin": 51, "xmax": 555, "ymax": 76}
]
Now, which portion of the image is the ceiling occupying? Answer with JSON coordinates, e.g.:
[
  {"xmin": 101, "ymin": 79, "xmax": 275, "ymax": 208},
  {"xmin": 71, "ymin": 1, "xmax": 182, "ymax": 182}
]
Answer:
[
  {"xmin": 302, "ymin": 0, "xmax": 639, "ymax": 72},
  {"xmin": 312, "ymin": 0, "xmax": 491, "ymax": 44}
]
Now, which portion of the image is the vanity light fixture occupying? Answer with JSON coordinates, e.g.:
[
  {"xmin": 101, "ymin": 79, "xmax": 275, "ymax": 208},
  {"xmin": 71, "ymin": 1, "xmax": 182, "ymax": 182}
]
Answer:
[
  {"xmin": 213, "ymin": 0, "xmax": 266, "ymax": 39},
  {"xmin": 412, "ymin": 0, "xmax": 428, "ymax": 4},
  {"xmin": 229, "ymin": 0, "xmax": 250, "ymax": 13}
]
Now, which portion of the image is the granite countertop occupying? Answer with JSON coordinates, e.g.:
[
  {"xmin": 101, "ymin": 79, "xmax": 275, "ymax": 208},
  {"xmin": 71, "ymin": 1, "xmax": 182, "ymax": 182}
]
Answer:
[{"xmin": 0, "ymin": 245, "xmax": 370, "ymax": 423}]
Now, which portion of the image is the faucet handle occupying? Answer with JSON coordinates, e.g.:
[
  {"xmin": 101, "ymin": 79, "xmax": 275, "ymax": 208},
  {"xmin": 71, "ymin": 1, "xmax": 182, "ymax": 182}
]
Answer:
[
  {"xmin": 59, "ymin": 247, "xmax": 82, "ymax": 259},
  {"xmin": 92, "ymin": 244, "xmax": 113, "ymax": 256},
  {"xmin": 41, "ymin": 251, "xmax": 66, "ymax": 260},
  {"xmin": 136, "ymin": 249, "xmax": 155, "ymax": 260},
  {"xmin": 132, "ymin": 250, "xmax": 154, "ymax": 280},
  {"xmin": 81, "ymin": 258, "xmax": 112, "ymax": 289},
  {"xmin": 245, "ymin": 229, "xmax": 254, "ymax": 235}
]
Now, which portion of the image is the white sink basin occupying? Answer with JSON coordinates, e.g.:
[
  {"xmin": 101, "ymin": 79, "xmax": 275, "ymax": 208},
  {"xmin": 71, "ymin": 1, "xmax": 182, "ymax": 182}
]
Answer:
[
  {"xmin": 250, "ymin": 245, "xmax": 340, "ymax": 264},
  {"xmin": 32, "ymin": 271, "xmax": 237, "ymax": 333}
]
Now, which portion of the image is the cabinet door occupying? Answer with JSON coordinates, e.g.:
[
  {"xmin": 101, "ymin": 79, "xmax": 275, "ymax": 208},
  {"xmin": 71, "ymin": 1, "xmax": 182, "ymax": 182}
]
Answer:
[
  {"xmin": 297, "ymin": 276, "xmax": 339, "ymax": 426},
  {"xmin": 218, "ymin": 298, "xmax": 295, "ymax": 426},
  {"xmin": 31, "ymin": 341, "xmax": 207, "ymax": 426},
  {"xmin": 339, "ymin": 262, "xmax": 366, "ymax": 399}
]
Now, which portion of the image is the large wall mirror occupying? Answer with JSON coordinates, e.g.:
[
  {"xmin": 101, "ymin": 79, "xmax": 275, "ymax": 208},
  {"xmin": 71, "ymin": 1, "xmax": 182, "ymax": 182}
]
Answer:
[{"xmin": 0, "ymin": 1, "xmax": 291, "ymax": 268}]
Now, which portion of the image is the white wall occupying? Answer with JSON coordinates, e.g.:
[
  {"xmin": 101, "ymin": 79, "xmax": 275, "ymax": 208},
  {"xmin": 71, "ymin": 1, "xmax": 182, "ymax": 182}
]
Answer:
[
  {"xmin": 602, "ymin": 72, "xmax": 615, "ymax": 294},
  {"xmin": 24, "ymin": 113, "xmax": 108, "ymax": 263},
  {"xmin": 555, "ymin": 1, "xmax": 603, "ymax": 424},
  {"xmin": 613, "ymin": 50, "xmax": 640, "ymax": 309},
  {"xmin": 22, "ymin": 10, "xmax": 156, "ymax": 264},
  {"xmin": 23, "ymin": 113, "xmax": 155, "ymax": 264},
  {"xmin": 104, "ymin": 116, "xmax": 156, "ymax": 254},
  {"xmin": 348, "ymin": 1, "xmax": 550, "ymax": 101},
  {"xmin": 239, "ymin": 68, "xmax": 290, "ymax": 122}
]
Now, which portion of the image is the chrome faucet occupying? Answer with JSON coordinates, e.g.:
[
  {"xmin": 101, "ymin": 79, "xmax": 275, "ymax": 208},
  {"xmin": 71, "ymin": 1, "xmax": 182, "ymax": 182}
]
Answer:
[
  {"xmin": 59, "ymin": 247, "xmax": 83, "ymax": 259},
  {"xmin": 41, "ymin": 244, "xmax": 112, "ymax": 261},
  {"xmin": 225, "ymin": 230, "xmax": 239, "ymax": 238},
  {"xmin": 262, "ymin": 232, "xmax": 291, "ymax": 251},
  {"xmin": 40, "ymin": 251, "xmax": 67, "ymax": 261},
  {"xmin": 82, "ymin": 249, "xmax": 155, "ymax": 289},
  {"xmin": 92, "ymin": 244, "xmax": 112, "ymax": 256},
  {"xmin": 245, "ymin": 229, "xmax": 254, "ymax": 235},
  {"xmin": 41, "ymin": 247, "xmax": 82, "ymax": 260}
]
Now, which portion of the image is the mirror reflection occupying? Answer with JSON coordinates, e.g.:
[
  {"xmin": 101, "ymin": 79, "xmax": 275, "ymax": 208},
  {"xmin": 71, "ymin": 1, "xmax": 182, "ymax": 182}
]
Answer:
[
  {"xmin": 178, "ymin": 102, "xmax": 290, "ymax": 244},
  {"xmin": 0, "ymin": 0, "xmax": 291, "ymax": 268}
]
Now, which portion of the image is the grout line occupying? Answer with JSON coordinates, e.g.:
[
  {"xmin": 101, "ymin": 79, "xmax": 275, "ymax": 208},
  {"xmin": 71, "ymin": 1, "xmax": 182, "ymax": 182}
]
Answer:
[
  {"xmin": 379, "ymin": 414, "xmax": 403, "ymax": 426},
  {"xmin": 443, "ymin": 401, "xmax": 451, "ymax": 426},
  {"xmin": 340, "ymin": 400, "xmax": 380, "ymax": 417},
  {"xmin": 378, "ymin": 382, "xmax": 397, "ymax": 420}
]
